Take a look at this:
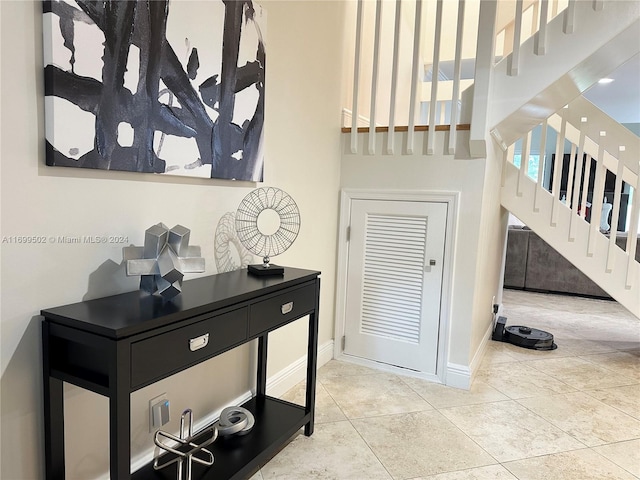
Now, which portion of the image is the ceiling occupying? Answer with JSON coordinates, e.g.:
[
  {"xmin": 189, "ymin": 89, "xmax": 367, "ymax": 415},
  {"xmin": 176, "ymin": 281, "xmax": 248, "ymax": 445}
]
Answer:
[{"xmin": 583, "ymin": 53, "xmax": 640, "ymax": 124}]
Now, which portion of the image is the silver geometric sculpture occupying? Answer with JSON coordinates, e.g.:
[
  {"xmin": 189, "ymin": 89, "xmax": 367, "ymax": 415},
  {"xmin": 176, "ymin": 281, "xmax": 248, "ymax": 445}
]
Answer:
[
  {"xmin": 153, "ymin": 409, "xmax": 217, "ymax": 480},
  {"xmin": 123, "ymin": 223, "xmax": 205, "ymax": 300}
]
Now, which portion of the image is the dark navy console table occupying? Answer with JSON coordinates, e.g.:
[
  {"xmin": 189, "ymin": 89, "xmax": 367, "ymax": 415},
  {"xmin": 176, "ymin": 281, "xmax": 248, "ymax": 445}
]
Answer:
[{"xmin": 41, "ymin": 267, "xmax": 321, "ymax": 479}]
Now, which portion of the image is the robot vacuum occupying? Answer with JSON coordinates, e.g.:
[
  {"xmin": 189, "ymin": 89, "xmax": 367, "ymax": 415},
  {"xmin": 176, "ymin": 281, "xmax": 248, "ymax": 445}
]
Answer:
[{"xmin": 492, "ymin": 316, "xmax": 557, "ymax": 351}]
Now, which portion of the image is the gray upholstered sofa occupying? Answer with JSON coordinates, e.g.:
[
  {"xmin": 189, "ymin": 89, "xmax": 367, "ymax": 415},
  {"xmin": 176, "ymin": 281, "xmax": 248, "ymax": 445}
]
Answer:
[{"xmin": 504, "ymin": 226, "xmax": 640, "ymax": 298}]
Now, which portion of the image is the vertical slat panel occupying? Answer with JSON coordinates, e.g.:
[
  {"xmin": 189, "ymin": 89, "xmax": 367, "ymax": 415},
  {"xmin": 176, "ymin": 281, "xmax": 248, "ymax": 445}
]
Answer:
[
  {"xmin": 593, "ymin": 0, "xmax": 604, "ymax": 12},
  {"xmin": 448, "ymin": 0, "xmax": 466, "ymax": 155},
  {"xmin": 350, "ymin": 0, "xmax": 364, "ymax": 154},
  {"xmin": 534, "ymin": 119, "xmax": 548, "ymax": 212},
  {"xmin": 551, "ymin": 110, "xmax": 567, "ymax": 227},
  {"xmin": 565, "ymin": 142, "xmax": 577, "ymax": 204},
  {"xmin": 564, "ymin": 0, "xmax": 576, "ymax": 34},
  {"xmin": 535, "ymin": 0, "xmax": 549, "ymax": 55},
  {"xmin": 368, "ymin": 0, "xmax": 383, "ymax": 155},
  {"xmin": 551, "ymin": 0, "xmax": 559, "ymax": 17},
  {"xmin": 517, "ymin": 131, "xmax": 531, "ymax": 197},
  {"xmin": 427, "ymin": 0, "xmax": 444, "ymax": 154},
  {"xmin": 509, "ymin": 0, "xmax": 524, "ymax": 76},
  {"xmin": 606, "ymin": 150, "xmax": 625, "ymax": 272},
  {"xmin": 387, "ymin": 0, "xmax": 403, "ymax": 155},
  {"xmin": 569, "ymin": 129, "xmax": 586, "ymax": 241},
  {"xmin": 407, "ymin": 0, "xmax": 423, "ymax": 155},
  {"xmin": 580, "ymin": 153, "xmax": 593, "ymax": 219},
  {"xmin": 502, "ymin": 144, "xmax": 514, "ymax": 188},
  {"xmin": 587, "ymin": 140, "xmax": 607, "ymax": 257},
  {"xmin": 626, "ymin": 162, "xmax": 640, "ymax": 288}
]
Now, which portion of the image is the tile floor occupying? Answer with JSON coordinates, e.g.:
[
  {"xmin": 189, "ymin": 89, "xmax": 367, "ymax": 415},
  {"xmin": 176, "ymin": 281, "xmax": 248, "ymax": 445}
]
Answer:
[{"xmin": 253, "ymin": 289, "xmax": 640, "ymax": 480}]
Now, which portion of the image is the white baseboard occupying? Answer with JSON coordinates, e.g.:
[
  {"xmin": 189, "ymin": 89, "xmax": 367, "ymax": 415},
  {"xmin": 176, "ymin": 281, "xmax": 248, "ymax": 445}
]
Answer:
[
  {"xmin": 445, "ymin": 362, "xmax": 472, "ymax": 389},
  {"xmin": 266, "ymin": 340, "xmax": 334, "ymax": 398},
  {"xmin": 447, "ymin": 319, "xmax": 494, "ymax": 391},
  {"xmin": 129, "ymin": 340, "xmax": 334, "ymax": 475},
  {"xmin": 470, "ymin": 320, "xmax": 495, "ymax": 378}
]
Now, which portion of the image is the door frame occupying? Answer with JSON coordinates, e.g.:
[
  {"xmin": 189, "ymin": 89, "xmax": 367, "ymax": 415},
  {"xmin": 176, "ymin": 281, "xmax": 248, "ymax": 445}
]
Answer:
[{"xmin": 334, "ymin": 189, "xmax": 459, "ymax": 384}]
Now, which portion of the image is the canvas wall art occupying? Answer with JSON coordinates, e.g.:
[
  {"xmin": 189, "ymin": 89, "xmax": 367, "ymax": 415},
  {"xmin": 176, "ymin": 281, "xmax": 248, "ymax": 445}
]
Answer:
[{"xmin": 43, "ymin": 0, "xmax": 265, "ymax": 181}]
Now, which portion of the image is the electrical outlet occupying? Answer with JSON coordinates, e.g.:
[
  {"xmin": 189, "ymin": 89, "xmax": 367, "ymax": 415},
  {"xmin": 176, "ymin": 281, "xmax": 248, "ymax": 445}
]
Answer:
[{"xmin": 149, "ymin": 393, "xmax": 170, "ymax": 432}]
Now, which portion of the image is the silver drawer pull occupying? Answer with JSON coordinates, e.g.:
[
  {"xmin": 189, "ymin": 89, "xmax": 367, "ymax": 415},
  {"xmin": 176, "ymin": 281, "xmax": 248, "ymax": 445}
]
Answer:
[
  {"xmin": 189, "ymin": 333, "xmax": 209, "ymax": 351},
  {"xmin": 281, "ymin": 302, "xmax": 294, "ymax": 315}
]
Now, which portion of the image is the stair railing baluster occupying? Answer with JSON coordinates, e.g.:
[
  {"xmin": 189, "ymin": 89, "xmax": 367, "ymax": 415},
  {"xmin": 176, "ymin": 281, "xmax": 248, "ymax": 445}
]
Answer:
[
  {"xmin": 407, "ymin": 0, "xmax": 423, "ymax": 155},
  {"xmin": 566, "ymin": 142, "xmax": 577, "ymax": 208},
  {"xmin": 564, "ymin": 0, "xmax": 576, "ymax": 34},
  {"xmin": 580, "ymin": 153, "xmax": 593, "ymax": 220},
  {"xmin": 508, "ymin": 0, "xmax": 524, "ymax": 76},
  {"xmin": 606, "ymin": 148, "xmax": 626, "ymax": 272},
  {"xmin": 535, "ymin": 0, "xmax": 549, "ymax": 55},
  {"xmin": 350, "ymin": 0, "xmax": 364, "ymax": 154},
  {"xmin": 626, "ymin": 162, "xmax": 640, "ymax": 289},
  {"xmin": 534, "ymin": 119, "xmax": 548, "ymax": 212},
  {"xmin": 502, "ymin": 144, "xmax": 515, "ymax": 188},
  {"xmin": 448, "ymin": 0, "xmax": 466, "ymax": 155},
  {"xmin": 387, "ymin": 0, "xmax": 402, "ymax": 155},
  {"xmin": 518, "ymin": 131, "xmax": 531, "ymax": 197},
  {"xmin": 427, "ymin": 0, "xmax": 444, "ymax": 154},
  {"xmin": 368, "ymin": 0, "xmax": 383, "ymax": 155},
  {"xmin": 551, "ymin": 107, "xmax": 567, "ymax": 227},
  {"xmin": 587, "ymin": 136, "xmax": 607, "ymax": 257},
  {"xmin": 569, "ymin": 121, "xmax": 586, "ymax": 241}
]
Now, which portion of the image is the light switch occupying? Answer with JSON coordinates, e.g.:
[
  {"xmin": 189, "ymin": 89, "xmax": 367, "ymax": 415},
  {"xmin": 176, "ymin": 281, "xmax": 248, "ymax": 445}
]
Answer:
[{"xmin": 149, "ymin": 394, "xmax": 170, "ymax": 432}]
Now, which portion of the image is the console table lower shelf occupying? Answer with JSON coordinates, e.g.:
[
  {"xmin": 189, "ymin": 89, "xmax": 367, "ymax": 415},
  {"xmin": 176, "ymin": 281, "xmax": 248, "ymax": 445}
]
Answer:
[{"xmin": 133, "ymin": 396, "xmax": 307, "ymax": 480}]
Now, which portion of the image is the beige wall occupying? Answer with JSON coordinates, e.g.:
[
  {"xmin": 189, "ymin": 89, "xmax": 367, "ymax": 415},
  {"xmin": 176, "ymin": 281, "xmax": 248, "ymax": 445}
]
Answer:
[
  {"xmin": 468, "ymin": 139, "xmax": 510, "ymax": 369},
  {"xmin": 339, "ymin": 130, "xmax": 500, "ymax": 372},
  {"xmin": 0, "ymin": 1, "xmax": 344, "ymax": 477}
]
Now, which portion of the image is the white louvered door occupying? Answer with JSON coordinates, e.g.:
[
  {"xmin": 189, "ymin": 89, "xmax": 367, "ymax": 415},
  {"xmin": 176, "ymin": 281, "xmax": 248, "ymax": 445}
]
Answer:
[{"xmin": 344, "ymin": 199, "xmax": 447, "ymax": 374}]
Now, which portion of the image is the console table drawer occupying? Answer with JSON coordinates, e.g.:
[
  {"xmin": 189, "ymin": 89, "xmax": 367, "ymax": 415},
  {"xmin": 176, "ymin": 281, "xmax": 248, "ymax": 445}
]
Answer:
[
  {"xmin": 130, "ymin": 308, "xmax": 248, "ymax": 388},
  {"xmin": 249, "ymin": 284, "xmax": 316, "ymax": 336}
]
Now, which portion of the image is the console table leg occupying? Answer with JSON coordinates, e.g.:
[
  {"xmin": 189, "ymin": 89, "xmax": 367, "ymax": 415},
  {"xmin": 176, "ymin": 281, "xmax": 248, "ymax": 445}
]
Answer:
[
  {"xmin": 109, "ymin": 343, "xmax": 131, "ymax": 479},
  {"xmin": 109, "ymin": 392, "xmax": 131, "ymax": 479},
  {"xmin": 43, "ymin": 376, "xmax": 65, "ymax": 478},
  {"xmin": 43, "ymin": 322, "xmax": 65, "ymax": 479},
  {"xmin": 257, "ymin": 334, "xmax": 268, "ymax": 396},
  {"xmin": 304, "ymin": 279, "xmax": 320, "ymax": 436}
]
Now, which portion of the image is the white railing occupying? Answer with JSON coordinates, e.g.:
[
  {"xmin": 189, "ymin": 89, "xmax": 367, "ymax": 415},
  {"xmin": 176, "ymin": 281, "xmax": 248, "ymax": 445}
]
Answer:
[
  {"xmin": 345, "ymin": 0, "xmax": 574, "ymax": 155},
  {"xmin": 345, "ymin": 0, "xmax": 479, "ymax": 155},
  {"xmin": 495, "ymin": 0, "xmax": 569, "ymax": 62},
  {"xmin": 505, "ymin": 98, "xmax": 640, "ymax": 289}
]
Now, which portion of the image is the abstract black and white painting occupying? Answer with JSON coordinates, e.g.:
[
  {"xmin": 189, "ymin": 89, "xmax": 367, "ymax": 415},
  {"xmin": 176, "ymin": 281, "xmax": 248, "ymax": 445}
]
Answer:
[{"xmin": 43, "ymin": 0, "xmax": 265, "ymax": 181}]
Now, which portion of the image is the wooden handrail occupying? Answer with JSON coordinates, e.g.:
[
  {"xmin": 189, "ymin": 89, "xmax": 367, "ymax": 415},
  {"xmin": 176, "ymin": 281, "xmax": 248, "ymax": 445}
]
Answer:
[{"xmin": 342, "ymin": 124, "xmax": 471, "ymax": 133}]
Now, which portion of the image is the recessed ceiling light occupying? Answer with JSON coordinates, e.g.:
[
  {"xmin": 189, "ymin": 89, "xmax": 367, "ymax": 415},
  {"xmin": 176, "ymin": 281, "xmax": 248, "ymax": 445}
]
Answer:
[{"xmin": 598, "ymin": 78, "xmax": 614, "ymax": 84}]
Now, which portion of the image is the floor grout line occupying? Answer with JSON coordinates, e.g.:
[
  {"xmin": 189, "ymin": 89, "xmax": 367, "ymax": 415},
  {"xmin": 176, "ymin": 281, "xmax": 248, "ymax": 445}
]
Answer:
[{"xmin": 263, "ymin": 289, "xmax": 639, "ymax": 479}]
